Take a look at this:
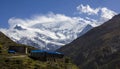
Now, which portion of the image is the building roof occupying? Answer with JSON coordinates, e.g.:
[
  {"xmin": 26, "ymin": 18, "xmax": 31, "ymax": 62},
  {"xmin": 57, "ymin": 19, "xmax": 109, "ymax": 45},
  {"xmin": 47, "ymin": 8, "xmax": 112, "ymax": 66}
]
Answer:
[
  {"xmin": 8, "ymin": 50, "xmax": 16, "ymax": 53},
  {"xmin": 47, "ymin": 51, "xmax": 63, "ymax": 55},
  {"xmin": 31, "ymin": 50, "xmax": 63, "ymax": 55},
  {"xmin": 31, "ymin": 50, "xmax": 46, "ymax": 53}
]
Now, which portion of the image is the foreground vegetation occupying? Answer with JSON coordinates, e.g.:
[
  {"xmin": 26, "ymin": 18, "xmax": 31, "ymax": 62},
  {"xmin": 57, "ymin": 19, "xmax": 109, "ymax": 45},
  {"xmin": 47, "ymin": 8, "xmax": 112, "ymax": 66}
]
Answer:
[
  {"xmin": 0, "ymin": 32, "xmax": 79, "ymax": 69},
  {"xmin": 0, "ymin": 54, "xmax": 78, "ymax": 69}
]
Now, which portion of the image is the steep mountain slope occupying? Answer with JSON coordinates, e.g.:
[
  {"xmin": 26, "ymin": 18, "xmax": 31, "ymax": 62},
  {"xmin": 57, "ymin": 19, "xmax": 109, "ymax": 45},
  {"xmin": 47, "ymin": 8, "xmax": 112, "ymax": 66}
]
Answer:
[
  {"xmin": 58, "ymin": 14, "xmax": 120, "ymax": 69},
  {"xmin": 0, "ymin": 31, "xmax": 35, "ymax": 51},
  {"xmin": 77, "ymin": 24, "xmax": 93, "ymax": 37},
  {"xmin": 1, "ymin": 19, "xmax": 94, "ymax": 51},
  {"xmin": 0, "ymin": 31, "xmax": 20, "ymax": 49}
]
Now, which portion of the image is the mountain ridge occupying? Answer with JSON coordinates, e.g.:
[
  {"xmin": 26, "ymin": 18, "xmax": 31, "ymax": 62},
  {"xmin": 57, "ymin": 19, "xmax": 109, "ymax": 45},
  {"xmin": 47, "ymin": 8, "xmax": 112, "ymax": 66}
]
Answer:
[{"xmin": 58, "ymin": 14, "xmax": 120, "ymax": 69}]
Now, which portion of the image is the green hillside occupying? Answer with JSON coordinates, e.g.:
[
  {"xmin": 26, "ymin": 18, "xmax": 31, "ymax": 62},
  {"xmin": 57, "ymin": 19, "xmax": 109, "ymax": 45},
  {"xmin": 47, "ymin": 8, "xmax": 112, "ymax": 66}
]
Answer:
[
  {"xmin": 0, "ymin": 55, "xmax": 79, "ymax": 69},
  {"xmin": 0, "ymin": 31, "xmax": 78, "ymax": 69},
  {"xmin": 0, "ymin": 31, "xmax": 34, "ymax": 50}
]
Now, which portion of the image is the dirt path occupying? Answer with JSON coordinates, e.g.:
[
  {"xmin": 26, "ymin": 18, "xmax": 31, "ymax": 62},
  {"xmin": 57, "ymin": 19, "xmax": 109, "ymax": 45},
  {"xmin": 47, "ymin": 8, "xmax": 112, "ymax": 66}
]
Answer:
[{"xmin": 8, "ymin": 55, "xmax": 27, "ymax": 58}]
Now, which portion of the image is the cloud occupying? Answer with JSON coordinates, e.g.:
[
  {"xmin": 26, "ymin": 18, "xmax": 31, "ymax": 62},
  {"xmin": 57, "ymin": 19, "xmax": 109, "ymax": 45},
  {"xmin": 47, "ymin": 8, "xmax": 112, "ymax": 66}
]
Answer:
[
  {"xmin": 77, "ymin": 4, "xmax": 100, "ymax": 15},
  {"xmin": 4, "ymin": 4, "xmax": 117, "ymax": 31},
  {"xmin": 0, "ymin": 5, "xmax": 117, "ymax": 50},
  {"xmin": 4, "ymin": 5, "xmax": 117, "ymax": 32},
  {"xmin": 0, "ymin": 13, "xmax": 97, "ymax": 47},
  {"xmin": 100, "ymin": 7, "xmax": 117, "ymax": 20},
  {"xmin": 1, "ymin": 5, "xmax": 117, "ymax": 32},
  {"xmin": 0, "ymin": 12, "xmax": 99, "ymax": 41},
  {"xmin": 77, "ymin": 4, "xmax": 117, "ymax": 24},
  {"xmin": 8, "ymin": 13, "xmax": 82, "ymax": 29}
]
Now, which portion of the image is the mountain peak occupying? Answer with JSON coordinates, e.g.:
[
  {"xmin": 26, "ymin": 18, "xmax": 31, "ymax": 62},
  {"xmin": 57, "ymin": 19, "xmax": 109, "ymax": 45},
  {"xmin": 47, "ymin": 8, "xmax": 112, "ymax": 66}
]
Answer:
[
  {"xmin": 1, "ymin": 19, "xmax": 94, "ymax": 51},
  {"xmin": 14, "ymin": 25, "xmax": 26, "ymax": 30}
]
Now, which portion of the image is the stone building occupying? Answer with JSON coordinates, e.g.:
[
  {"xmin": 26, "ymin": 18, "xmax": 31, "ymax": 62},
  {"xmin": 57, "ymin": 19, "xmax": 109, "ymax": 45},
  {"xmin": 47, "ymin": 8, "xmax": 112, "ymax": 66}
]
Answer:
[{"xmin": 8, "ymin": 46, "xmax": 28, "ymax": 54}]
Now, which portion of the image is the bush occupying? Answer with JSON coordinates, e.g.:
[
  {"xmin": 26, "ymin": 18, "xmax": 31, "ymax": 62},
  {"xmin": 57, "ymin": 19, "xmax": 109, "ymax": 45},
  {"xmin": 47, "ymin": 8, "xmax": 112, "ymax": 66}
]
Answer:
[{"xmin": 65, "ymin": 57, "xmax": 71, "ymax": 63}]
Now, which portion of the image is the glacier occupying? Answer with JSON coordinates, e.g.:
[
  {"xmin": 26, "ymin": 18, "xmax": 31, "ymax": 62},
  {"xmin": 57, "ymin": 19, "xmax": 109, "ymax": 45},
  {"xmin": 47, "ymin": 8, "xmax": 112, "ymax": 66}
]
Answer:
[{"xmin": 0, "ymin": 14, "xmax": 104, "ymax": 51}]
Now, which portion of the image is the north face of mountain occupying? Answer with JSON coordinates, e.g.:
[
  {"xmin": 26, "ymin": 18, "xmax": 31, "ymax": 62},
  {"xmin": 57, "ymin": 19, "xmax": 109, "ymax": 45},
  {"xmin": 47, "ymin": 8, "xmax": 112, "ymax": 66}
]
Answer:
[
  {"xmin": 58, "ymin": 14, "xmax": 120, "ymax": 69},
  {"xmin": 77, "ymin": 24, "xmax": 93, "ymax": 37},
  {"xmin": 1, "ymin": 19, "xmax": 94, "ymax": 51},
  {"xmin": 14, "ymin": 25, "xmax": 26, "ymax": 30}
]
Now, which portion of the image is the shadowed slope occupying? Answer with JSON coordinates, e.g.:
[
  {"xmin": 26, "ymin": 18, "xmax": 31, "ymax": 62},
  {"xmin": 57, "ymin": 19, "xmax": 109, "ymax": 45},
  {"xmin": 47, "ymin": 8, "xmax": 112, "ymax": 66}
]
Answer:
[{"xmin": 58, "ymin": 14, "xmax": 120, "ymax": 69}]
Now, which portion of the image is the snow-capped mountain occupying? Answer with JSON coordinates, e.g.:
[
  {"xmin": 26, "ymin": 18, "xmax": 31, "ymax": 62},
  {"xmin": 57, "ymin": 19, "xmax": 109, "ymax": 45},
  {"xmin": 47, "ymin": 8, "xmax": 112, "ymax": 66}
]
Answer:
[
  {"xmin": 0, "ymin": 13, "xmax": 110, "ymax": 51},
  {"xmin": 1, "ymin": 22, "xmax": 93, "ymax": 51}
]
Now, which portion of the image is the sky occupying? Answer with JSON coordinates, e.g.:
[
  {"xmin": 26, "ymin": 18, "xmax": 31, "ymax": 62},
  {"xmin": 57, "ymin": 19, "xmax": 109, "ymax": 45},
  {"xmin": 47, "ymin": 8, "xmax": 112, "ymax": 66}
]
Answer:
[{"xmin": 0, "ymin": 0, "xmax": 120, "ymax": 28}]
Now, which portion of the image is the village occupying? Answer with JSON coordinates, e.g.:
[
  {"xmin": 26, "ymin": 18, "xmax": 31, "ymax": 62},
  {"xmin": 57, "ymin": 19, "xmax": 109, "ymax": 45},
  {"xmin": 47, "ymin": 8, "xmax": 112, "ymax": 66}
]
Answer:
[
  {"xmin": 0, "ymin": 31, "xmax": 79, "ymax": 69},
  {"xmin": 8, "ymin": 46, "xmax": 64, "ymax": 62}
]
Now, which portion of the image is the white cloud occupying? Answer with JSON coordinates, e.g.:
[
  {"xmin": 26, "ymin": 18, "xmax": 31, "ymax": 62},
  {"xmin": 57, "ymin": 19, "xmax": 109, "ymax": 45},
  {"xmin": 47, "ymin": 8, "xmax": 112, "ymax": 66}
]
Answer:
[
  {"xmin": 8, "ymin": 13, "xmax": 81, "ymax": 29},
  {"xmin": 4, "ymin": 5, "xmax": 117, "ymax": 32},
  {"xmin": 1, "ymin": 5, "xmax": 117, "ymax": 33},
  {"xmin": 76, "ymin": 4, "xmax": 117, "ymax": 24},
  {"xmin": 4, "ymin": 4, "xmax": 117, "ymax": 31},
  {"xmin": 0, "ymin": 4, "xmax": 118, "ymax": 51},
  {"xmin": 100, "ymin": 7, "xmax": 117, "ymax": 20},
  {"xmin": 0, "ymin": 13, "xmax": 98, "ymax": 49},
  {"xmin": 1, "ymin": 13, "xmax": 98, "ymax": 40},
  {"xmin": 77, "ymin": 4, "xmax": 100, "ymax": 15}
]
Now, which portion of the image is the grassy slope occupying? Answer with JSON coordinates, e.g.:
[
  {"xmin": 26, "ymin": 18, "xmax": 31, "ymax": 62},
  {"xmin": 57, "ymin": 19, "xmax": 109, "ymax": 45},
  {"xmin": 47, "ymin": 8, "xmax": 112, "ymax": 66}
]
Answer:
[
  {"xmin": 0, "ymin": 31, "xmax": 35, "ymax": 51},
  {"xmin": 0, "ymin": 54, "xmax": 79, "ymax": 69},
  {"xmin": 0, "ymin": 32, "xmax": 79, "ymax": 69}
]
